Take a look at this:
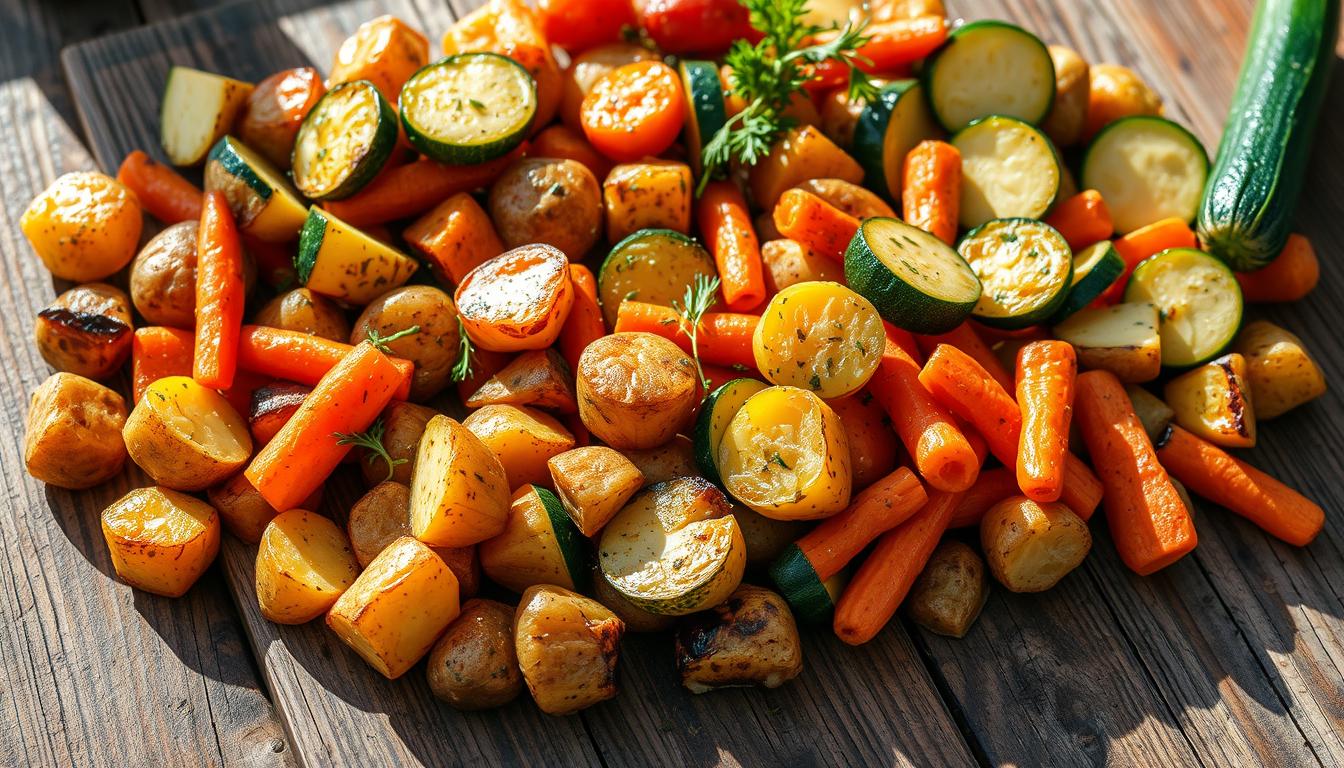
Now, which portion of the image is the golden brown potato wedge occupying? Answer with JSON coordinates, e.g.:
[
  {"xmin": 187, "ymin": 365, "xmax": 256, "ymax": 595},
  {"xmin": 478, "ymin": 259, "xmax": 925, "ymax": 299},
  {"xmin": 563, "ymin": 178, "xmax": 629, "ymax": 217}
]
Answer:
[
  {"xmin": 247, "ymin": 383, "xmax": 309, "ymax": 447},
  {"xmin": 351, "ymin": 286, "xmax": 461, "ymax": 401},
  {"xmin": 208, "ymin": 471, "xmax": 322, "ymax": 544},
  {"xmin": 622, "ymin": 435, "xmax": 698, "ymax": 485},
  {"xmin": 906, "ymin": 540, "xmax": 989, "ymax": 638},
  {"xmin": 410, "ymin": 415, "xmax": 511, "ymax": 548},
  {"xmin": 24, "ymin": 372, "xmax": 127, "ymax": 489},
  {"xmin": 345, "ymin": 480, "xmax": 480, "ymax": 595},
  {"xmin": 981, "ymin": 496, "xmax": 1091, "ymax": 593},
  {"xmin": 577, "ymin": 332, "xmax": 698, "ymax": 450},
  {"xmin": 426, "ymin": 598, "xmax": 522, "ymax": 710},
  {"xmin": 124, "ymin": 376, "xmax": 252, "ymax": 491},
  {"xmin": 675, "ymin": 584, "xmax": 803, "ymax": 693},
  {"xmin": 514, "ymin": 584, "xmax": 624, "ymax": 715},
  {"xmin": 480, "ymin": 485, "xmax": 586, "ymax": 594},
  {"xmin": 547, "ymin": 446, "xmax": 644, "ymax": 536},
  {"xmin": 1233, "ymin": 320, "xmax": 1327, "ymax": 420},
  {"xmin": 253, "ymin": 287, "xmax": 350, "ymax": 342},
  {"xmin": 1164, "ymin": 353, "xmax": 1256, "ymax": 448},
  {"xmin": 35, "ymin": 283, "xmax": 133, "ymax": 380},
  {"xmin": 101, "ymin": 487, "xmax": 220, "ymax": 597},
  {"xmin": 358, "ymin": 401, "xmax": 436, "ymax": 486},
  {"xmin": 130, "ymin": 221, "xmax": 198, "ymax": 329},
  {"xmin": 463, "ymin": 404, "xmax": 574, "ymax": 490},
  {"xmin": 256, "ymin": 510, "xmax": 359, "ymax": 624},
  {"xmin": 467, "ymin": 349, "xmax": 577, "ymax": 414}
]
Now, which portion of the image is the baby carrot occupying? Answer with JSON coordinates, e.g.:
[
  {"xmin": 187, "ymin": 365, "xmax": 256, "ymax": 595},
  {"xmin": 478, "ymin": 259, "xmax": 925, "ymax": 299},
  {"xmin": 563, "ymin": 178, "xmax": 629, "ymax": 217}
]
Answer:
[
  {"xmin": 918, "ymin": 344, "xmax": 1104, "ymax": 519},
  {"xmin": 1157, "ymin": 425, "xmax": 1323, "ymax": 546},
  {"xmin": 833, "ymin": 489, "xmax": 960, "ymax": 645},
  {"xmin": 948, "ymin": 467, "xmax": 1018, "ymax": 528},
  {"xmin": 1099, "ymin": 217, "xmax": 1197, "ymax": 304},
  {"xmin": 698, "ymin": 181, "xmax": 766, "ymax": 311},
  {"xmin": 531, "ymin": 124, "xmax": 612, "ymax": 181},
  {"xmin": 402, "ymin": 193, "xmax": 505, "ymax": 286},
  {"xmin": 131, "ymin": 326, "xmax": 194, "ymax": 404},
  {"xmin": 868, "ymin": 339, "xmax": 980, "ymax": 493},
  {"xmin": 1235, "ymin": 234, "xmax": 1320, "ymax": 303},
  {"xmin": 1015, "ymin": 341, "xmax": 1077, "ymax": 502},
  {"xmin": 772, "ymin": 188, "xmax": 861, "ymax": 263},
  {"xmin": 613, "ymin": 301, "xmax": 759, "ymax": 370},
  {"xmin": 236, "ymin": 325, "xmax": 413, "ymax": 401},
  {"xmin": 558, "ymin": 263, "xmax": 606, "ymax": 371},
  {"xmin": 914, "ymin": 322, "xmax": 1014, "ymax": 393},
  {"xmin": 1074, "ymin": 370, "xmax": 1197, "ymax": 575},
  {"xmin": 322, "ymin": 147, "xmax": 523, "ymax": 227},
  {"xmin": 901, "ymin": 140, "xmax": 960, "ymax": 244},
  {"xmin": 194, "ymin": 192, "xmax": 245, "ymax": 390},
  {"xmin": 1044, "ymin": 190, "xmax": 1113, "ymax": 251},
  {"xmin": 883, "ymin": 321, "xmax": 922, "ymax": 363},
  {"xmin": 246, "ymin": 341, "xmax": 404, "ymax": 512},
  {"xmin": 116, "ymin": 150, "xmax": 202, "ymax": 224}
]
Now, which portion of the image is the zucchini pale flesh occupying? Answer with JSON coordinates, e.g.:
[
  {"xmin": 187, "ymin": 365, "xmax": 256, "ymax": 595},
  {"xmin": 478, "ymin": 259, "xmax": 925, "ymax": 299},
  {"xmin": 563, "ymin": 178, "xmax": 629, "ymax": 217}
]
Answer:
[{"xmin": 1196, "ymin": 0, "xmax": 1340, "ymax": 271}]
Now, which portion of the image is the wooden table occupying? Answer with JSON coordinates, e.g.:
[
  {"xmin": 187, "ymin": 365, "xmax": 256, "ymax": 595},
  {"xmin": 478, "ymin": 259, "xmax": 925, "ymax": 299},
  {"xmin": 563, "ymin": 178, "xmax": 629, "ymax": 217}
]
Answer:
[{"xmin": 2, "ymin": 1, "xmax": 1342, "ymax": 766}]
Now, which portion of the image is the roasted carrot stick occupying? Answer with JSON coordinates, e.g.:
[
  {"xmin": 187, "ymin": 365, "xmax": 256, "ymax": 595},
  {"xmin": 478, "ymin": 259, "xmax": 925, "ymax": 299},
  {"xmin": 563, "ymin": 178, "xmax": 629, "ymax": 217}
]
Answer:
[
  {"xmin": 246, "ymin": 341, "xmax": 404, "ymax": 511},
  {"xmin": 218, "ymin": 369, "xmax": 269, "ymax": 417},
  {"xmin": 772, "ymin": 188, "xmax": 861, "ymax": 263},
  {"xmin": 1099, "ymin": 217, "xmax": 1197, "ymax": 305},
  {"xmin": 236, "ymin": 325, "xmax": 414, "ymax": 401},
  {"xmin": 1015, "ymin": 341, "xmax": 1077, "ymax": 502},
  {"xmin": 322, "ymin": 146, "xmax": 524, "ymax": 227},
  {"xmin": 193, "ymin": 192, "xmax": 245, "ymax": 390},
  {"xmin": 698, "ymin": 181, "xmax": 766, "ymax": 311},
  {"xmin": 531, "ymin": 124, "xmax": 612, "ymax": 181},
  {"xmin": 833, "ymin": 489, "xmax": 960, "ymax": 645},
  {"xmin": 918, "ymin": 344, "xmax": 1104, "ymax": 519},
  {"xmin": 914, "ymin": 322, "xmax": 1014, "ymax": 393},
  {"xmin": 1044, "ymin": 190, "xmax": 1113, "ymax": 251},
  {"xmin": 613, "ymin": 301, "xmax": 759, "ymax": 370},
  {"xmin": 1074, "ymin": 370, "xmax": 1197, "ymax": 574},
  {"xmin": 116, "ymin": 150, "xmax": 202, "ymax": 224},
  {"xmin": 774, "ymin": 467, "xmax": 926, "ymax": 585},
  {"xmin": 131, "ymin": 326, "xmax": 194, "ymax": 404},
  {"xmin": 402, "ymin": 193, "xmax": 504, "ymax": 286},
  {"xmin": 1235, "ymin": 234, "xmax": 1320, "ymax": 303},
  {"xmin": 1157, "ymin": 425, "xmax": 1323, "ymax": 546},
  {"xmin": 869, "ymin": 339, "xmax": 980, "ymax": 492},
  {"xmin": 948, "ymin": 466, "xmax": 1019, "ymax": 528},
  {"xmin": 902, "ymin": 140, "xmax": 960, "ymax": 244},
  {"xmin": 883, "ymin": 320, "xmax": 922, "ymax": 363},
  {"xmin": 558, "ymin": 263, "xmax": 606, "ymax": 371}
]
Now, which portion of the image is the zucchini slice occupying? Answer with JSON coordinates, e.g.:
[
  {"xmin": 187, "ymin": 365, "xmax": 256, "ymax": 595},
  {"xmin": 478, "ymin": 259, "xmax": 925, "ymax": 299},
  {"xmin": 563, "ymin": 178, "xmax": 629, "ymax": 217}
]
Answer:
[
  {"xmin": 844, "ymin": 216, "xmax": 981, "ymax": 334},
  {"xmin": 852, "ymin": 80, "xmax": 941, "ymax": 201},
  {"xmin": 160, "ymin": 67, "xmax": 254, "ymax": 166},
  {"xmin": 1082, "ymin": 116, "xmax": 1209, "ymax": 233},
  {"xmin": 753, "ymin": 282, "xmax": 886, "ymax": 399},
  {"xmin": 958, "ymin": 218, "xmax": 1073, "ymax": 329},
  {"xmin": 769, "ymin": 547, "xmax": 849, "ymax": 624},
  {"xmin": 597, "ymin": 228, "xmax": 716, "ymax": 329},
  {"xmin": 952, "ymin": 115, "xmax": 1061, "ymax": 228},
  {"xmin": 479, "ymin": 485, "xmax": 588, "ymax": 594},
  {"xmin": 291, "ymin": 80, "xmax": 398, "ymax": 201},
  {"xmin": 1052, "ymin": 240, "xmax": 1124, "ymax": 322},
  {"xmin": 679, "ymin": 60, "xmax": 728, "ymax": 180},
  {"xmin": 1124, "ymin": 247, "xmax": 1244, "ymax": 367},
  {"xmin": 693, "ymin": 378, "xmax": 770, "ymax": 487},
  {"xmin": 923, "ymin": 20, "xmax": 1055, "ymax": 132},
  {"xmin": 204, "ymin": 136, "xmax": 309, "ymax": 243},
  {"xmin": 296, "ymin": 207, "xmax": 419, "ymax": 305},
  {"xmin": 399, "ymin": 53, "xmax": 537, "ymax": 165}
]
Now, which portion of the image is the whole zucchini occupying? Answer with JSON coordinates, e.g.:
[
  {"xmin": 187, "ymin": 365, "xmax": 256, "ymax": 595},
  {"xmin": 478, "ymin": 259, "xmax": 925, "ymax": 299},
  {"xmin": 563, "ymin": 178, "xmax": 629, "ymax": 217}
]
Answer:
[{"xmin": 1197, "ymin": 0, "xmax": 1339, "ymax": 271}]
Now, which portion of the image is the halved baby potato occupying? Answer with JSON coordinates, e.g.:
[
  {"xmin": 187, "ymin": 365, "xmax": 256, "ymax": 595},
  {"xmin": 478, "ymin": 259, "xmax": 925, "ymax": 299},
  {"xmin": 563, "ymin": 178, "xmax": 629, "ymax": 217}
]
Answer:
[
  {"xmin": 1164, "ymin": 353, "xmax": 1256, "ymax": 448},
  {"xmin": 454, "ymin": 244, "xmax": 574, "ymax": 352},
  {"xmin": 124, "ymin": 376, "xmax": 252, "ymax": 491},
  {"xmin": 718, "ymin": 386, "xmax": 852, "ymax": 520},
  {"xmin": 598, "ymin": 477, "xmax": 746, "ymax": 616},
  {"xmin": 905, "ymin": 540, "xmax": 989, "ymax": 638},
  {"xmin": 463, "ymin": 404, "xmax": 575, "ymax": 489},
  {"xmin": 410, "ymin": 415, "xmax": 511, "ymax": 548},
  {"xmin": 514, "ymin": 584, "xmax": 624, "ymax": 715},
  {"xmin": 480, "ymin": 485, "xmax": 587, "ymax": 593},
  {"xmin": 547, "ymin": 446, "xmax": 645, "ymax": 536},
  {"xmin": 24, "ymin": 372, "xmax": 127, "ymax": 489},
  {"xmin": 256, "ymin": 510, "xmax": 359, "ymax": 624},
  {"xmin": 426, "ymin": 598, "xmax": 522, "ymax": 710},
  {"xmin": 577, "ymin": 332, "xmax": 699, "ymax": 450},
  {"xmin": 980, "ymin": 496, "xmax": 1091, "ymax": 593},
  {"xmin": 35, "ymin": 283, "xmax": 134, "ymax": 381},
  {"xmin": 101, "ymin": 487, "xmax": 221, "ymax": 597},
  {"xmin": 345, "ymin": 481, "xmax": 482, "ymax": 596},
  {"xmin": 753, "ymin": 281, "xmax": 885, "ymax": 399},
  {"xmin": 466, "ymin": 349, "xmax": 577, "ymax": 413}
]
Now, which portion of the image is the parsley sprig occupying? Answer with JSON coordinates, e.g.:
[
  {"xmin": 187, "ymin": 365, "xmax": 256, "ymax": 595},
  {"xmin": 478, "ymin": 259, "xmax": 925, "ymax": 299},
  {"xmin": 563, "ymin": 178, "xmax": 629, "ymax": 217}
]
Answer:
[
  {"xmin": 699, "ymin": 0, "xmax": 877, "ymax": 191},
  {"xmin": 334, "ymin": 418, "xmax": 405, "ymax": 482},
  {"xmin": 673, "ymin": 274, "xmax": 722, "ymax": 393}
]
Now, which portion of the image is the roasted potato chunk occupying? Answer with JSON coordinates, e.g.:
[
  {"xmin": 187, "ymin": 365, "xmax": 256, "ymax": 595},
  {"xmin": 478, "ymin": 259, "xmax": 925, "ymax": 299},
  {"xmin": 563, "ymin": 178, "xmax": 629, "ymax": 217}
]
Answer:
[
  {"xmin": 622, "ymin": 435, "xmax": 698, "ymax": 485},
  {"xmin": 489, "ymin": 158, "xmax": 602, "ymax": 259},
  {"xmin": 602, "ymin": 161, "xmax": 693, "ymax": 243},
  {"xmin": 1085, "ymin": 63, "xmax": 1163, "ymax": 141},
  {"xmin": 1125, "ymin": 384, "xmax": 1176, "ymax": 443},
  {"xmin": 906, "ymin": 541, "xmax": 989, "ymax": 638},
  {"xmin": 514, "ymin": 584, "xmax": 624, "ymax": 715},
  {"xmin": 124, "ymin": 376, "xmax": 252, "ymax": 491},
  {"xmin": 327, "ymin": 536, "xmax": 461, "ymax": 679},
  {"xmin": 675, "ymin": 584, "xmax": 803, "ymax": 693},
  {"xmin": 101, "ymin": 487, "xmax": 221, "ymax": 597},
  {"xmin": 256, "ymin": 510, "xmax": 359, "ymax": 624},
  {"xmin": 732, "ymin": 505, "xmax": 808, "ymax": 572},
  {"xmin": 35, "ymin": 283, "xmax": 133, "ymax": 380},
  {"xmin": 346, "ymin": 480, "xmax": 480, "ymax": 595},
  {"xmin": 547, "ymin": 446, "xmax": 645, "ymax": 536},
  {"xmin": 357, "ymin": 401, "xmax": 435, "ymax": 486},
  {"xmin": 577, "ymin": 332, "xmax": 698, "ymax": 450},
  {"xmin": 464, "ymin": 404, "xmax": 575, "ymax": 489},
  {"xmin": 981, "ymin": 496, "xmax": 1092, "ymax": 593},
  {"xmin": 237, "ymin": 67, "xmax": 326, "ymax": 169},
  {"xmin": 21, "ymin": 171, "xmax": 141, "ymax": 282},
  {"xmin": 427, "ymin": 598, "xmax": 522, "ymax": 710},
  {"xmin": 328, "ymin": 15, "xmax": 429, "ymax": 102},
  {"xmin": 792, "ymin": 178, "xmax": 895, "ymax": 219},
  {"xmin": 748, "ymin": 126, "xmax": 862, "ymax": 211},
  {"xmin": 410, "ymin": 415, "xmax": 511, "ymax": 547},
  {"xmin": 130, "ymin": 221, "xmax": 199, "ymax": 329},
  {"xmin": 208, "ymin": 471, "xmax": 322, "ymax": 544},
  {"xmin": 351, "ymin": 286, "xmax": 461, "ymax": 401},
  {"xmin": 1233, "ymin": 320, "xmax": 1327, "ymax": 420},
  {"xmin": 761, "ymin": 238, "xmax": 841, "ymax": 295},
  {"xmin": 247, "ymin": 383, "xmax": 309, "ymax": 447},
  {"xmin": 1164, "ymin": 353, "xmax": 1257, "ymax": 448},
  {"xmin": 1042, "ymin": 45, "xmax": 1090, "ymax": 147},
  {"xmin": 466, "ymin": 349, "xmax": 577, "ymax": 414},
  {"xmin": 254, "ymin": 287, "xmax": 350, "ymax": 342},
  {"xmin": 24, "ymin": 372, "xmax": 127, "ymax": 489}
]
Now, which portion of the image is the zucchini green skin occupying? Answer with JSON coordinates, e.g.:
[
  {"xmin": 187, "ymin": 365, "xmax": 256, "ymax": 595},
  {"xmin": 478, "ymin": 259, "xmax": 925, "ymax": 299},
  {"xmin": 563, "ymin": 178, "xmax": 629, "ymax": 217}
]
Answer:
[
  {"xmin": 1197, "ymin": 0, "xmax": 1340, "ymax": 271},
  {"xmin": 768, "ymin": 545, "xmax": 835, "ymax": 624},
  {"xmin": 208, "ymin": 136, "xmax": 273, "ymax": 201},
  {"xmin": 680, "ymin": 60, "xmax": 728, "ymax": 179},
  {"xmin": 852, "ymin": 80, "xmax": 919, "ymax": 197},
  {"xmin": 294, "ymin": 208, "xmax": 326, "ymax": 286},
  {"xmin": 845, "ymin": 217, "xmax": 982, "ymax": 335},
  {"xmin": 1051, "ymin": 241, "xmax": 1124, "ymax": 323},
  {"xmin": 536, "ymin": 485, "xmax": 589, "ymax": 593},
  {"xmin": 693, "ymin": 377, "xmax": 769, "ymax": 487},
  {"xmin": 291, "ymin": 80, "xmax": 398, "ymax": 201},
  {"xmin": 400, "ymin": 53, "xmax": 536, "ymax": 165}
]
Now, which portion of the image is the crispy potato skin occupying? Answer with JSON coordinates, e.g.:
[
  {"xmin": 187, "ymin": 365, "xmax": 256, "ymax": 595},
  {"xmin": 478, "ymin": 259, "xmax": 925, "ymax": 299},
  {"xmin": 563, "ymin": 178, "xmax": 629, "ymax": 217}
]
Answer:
[
  {"xmin": 124, "ymin": 376, "xmax": 252, "ymax": 491},
  {"xmin": 577, "ymin": 332, "xmax": 698, "ymax": 450},
  {"xmin": 238, "ymin": 67, "xmax": 326, "ymax": 169},
  {"xmin": 760, "ymin": 239, "xmax": 841, "ymax": 294},
  {"xmin": 1085, "ymin": 63, "xmax": 1162, "ymax": 141},
  {"xmin": 427, "ymin": 599, "xmax": 522, "ymax": 710},
  {"xmin": 101, "ymin": 487, "xmax": 221, "ymax": 597},
  {"xmin": 793, "ymin": 178, "xmax": 895, "ymax": 219},
  {"xmin": 254, "ymin": 288, "xmax": 350, "ymax": 342},
  {"xmin": 1043, "ymin": 46, "xmax": 1090, "ymax": 147},
  {"xmin": 351, "ymin": 287, "xmax": 460, "ymax": 401},
  {"xmin": 906, "ymin": 541, "xmax": 989, "ymax": 638},
  {"xmin": 361, "ymin": 401, "xmax": 436, "ymax": 486},
  {"xmin": 24, "ymin": 372, "xmax": 127, "ymax": 489},
  {"xmin": 622, "ymin": 435, "xmax": 698, "ymax": 485},
  {"xmin": 208, "ymin": 471, "xmax": 322, "ymax": 544},
  {"xmin": 35, "ymin": 283, "xmax": 133, "ymax": 381},
  {"xmin": 514, "ymin": 584, "xmax": 624, "ymax": 715},
  {"xmin": 130, "ymin": 221, "xmax": 199, "ymax": 329},
  {"xmin": 21, "ymin": 171, "xmax": 141, "ymax": 282},
  {"xmin": 675, "ymin": 584, "xmax": 803, "ymax": 693},
  {"xmin": 489, "ymin": 158, "xmax": 602, "ymax": 259},
  {"xmin": 255, "ymin": 510, "xmax": 360, "ymax": 624},
  {"xmin": 1233, "ymin": 320, "xmax": 1327, "ymax": 420},
  {"xmin": 466, "ymin": 349, "xmax": 577, "ymax": 414},
  {"xmin": 602, "ymin": 161, "xmax": 693, "ymax": 242},
  {"xmin": 464, "ymin": 404, "xmax": 576, "ymax": 490},
  {"xmin": 328, "ymin": 15, "xmax": 429, "ymax": 102},
  {"xmin": 980, "ymin": 496, "xmax": 1092, "ymax": 593}
]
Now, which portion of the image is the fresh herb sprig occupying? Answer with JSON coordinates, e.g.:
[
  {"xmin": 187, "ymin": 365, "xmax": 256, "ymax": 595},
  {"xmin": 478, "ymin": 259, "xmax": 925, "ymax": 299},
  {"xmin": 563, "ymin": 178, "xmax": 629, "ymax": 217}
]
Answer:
[
  {"xmin": 699, "ymin": 0, "xmax": 877, "ymax": 191},
  {"xmin": 334, "ymin": 418, "xmax": 405, "ymax": 482},
  {"xmin": 450, "ymin": 316, "xmax": 476, "ymax": 383},
  {"xmin": 673, "ymin": 274, "xmax": 722, "ymax": 393},
  {"xmin": 366, "ymin": 325, "xmax": 420, "ymax": 354}
]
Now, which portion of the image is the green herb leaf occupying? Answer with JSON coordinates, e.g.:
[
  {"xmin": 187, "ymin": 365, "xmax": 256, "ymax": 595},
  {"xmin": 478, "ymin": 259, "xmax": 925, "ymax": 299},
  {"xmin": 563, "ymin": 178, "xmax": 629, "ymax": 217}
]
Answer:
[
  {"xmin": 366, "ymin": 325, "xmax": 420, "ymax": 354},
  {"xmin": 333, "ymin": 418, "xmax": 406, "ymax": 482},
  {"xmin": 450, "ymin": 315, "xmax": 476, "ymax": 383},
  {"xmin": 672, "ymin": 273, "xmax": 722, "ymax": 395}
]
